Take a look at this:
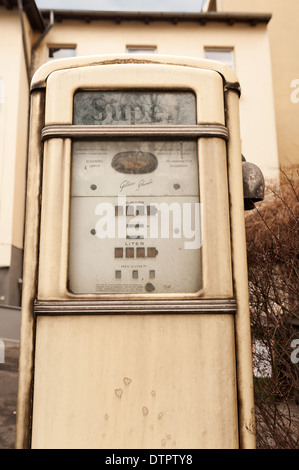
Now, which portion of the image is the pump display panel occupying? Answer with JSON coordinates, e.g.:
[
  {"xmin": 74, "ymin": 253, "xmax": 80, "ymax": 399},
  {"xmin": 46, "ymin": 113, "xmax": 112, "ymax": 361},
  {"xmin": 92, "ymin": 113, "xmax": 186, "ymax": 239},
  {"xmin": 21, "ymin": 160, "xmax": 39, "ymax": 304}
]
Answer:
[{"xmin": 68, "ymin": 91, "xmax": 202, "ymax": 294}]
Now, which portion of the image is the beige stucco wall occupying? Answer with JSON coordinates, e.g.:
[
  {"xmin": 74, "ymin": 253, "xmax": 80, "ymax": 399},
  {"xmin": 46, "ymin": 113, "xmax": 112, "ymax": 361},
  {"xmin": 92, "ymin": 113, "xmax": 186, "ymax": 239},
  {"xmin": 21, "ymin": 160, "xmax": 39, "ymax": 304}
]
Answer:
[
  {"xmin": 0, "ymin": 9, "xmax": 28, "ymax": 266},
  {"xmin": 32, "ymin": 18, "xmax": 279, "ymax": 181},
  {"xmin": 0, "ymin": 10, "xmax": 31, "ymax": 268},
  {"xmin": 221, "ymin": 0, "xmax": 299, "ymax": 170}
]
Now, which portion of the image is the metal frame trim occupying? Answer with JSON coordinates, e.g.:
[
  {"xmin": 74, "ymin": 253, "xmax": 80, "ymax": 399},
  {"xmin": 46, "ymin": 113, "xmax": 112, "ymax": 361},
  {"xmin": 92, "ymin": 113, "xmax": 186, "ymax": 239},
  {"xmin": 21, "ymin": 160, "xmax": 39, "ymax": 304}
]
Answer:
[
  {"xmin": 34, "ymin": 298, "xmax": 237, "ymax": 315},
  {"xmin": 41, "ymin": 124, "xmax": 229, "ymax": 141}
]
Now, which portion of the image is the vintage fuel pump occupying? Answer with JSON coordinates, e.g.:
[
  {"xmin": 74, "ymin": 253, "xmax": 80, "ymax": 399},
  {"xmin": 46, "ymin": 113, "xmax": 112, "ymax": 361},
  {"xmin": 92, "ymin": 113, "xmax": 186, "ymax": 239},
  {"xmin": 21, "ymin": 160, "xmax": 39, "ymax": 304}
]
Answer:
[{"xmin": 16, "ymin": 55, "xmax": 263, "ymax": 449}]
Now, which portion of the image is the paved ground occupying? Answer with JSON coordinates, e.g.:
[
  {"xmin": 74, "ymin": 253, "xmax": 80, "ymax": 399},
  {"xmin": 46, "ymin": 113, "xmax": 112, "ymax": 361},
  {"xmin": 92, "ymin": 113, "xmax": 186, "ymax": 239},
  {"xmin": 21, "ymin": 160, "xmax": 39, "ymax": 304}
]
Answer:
[
  {"xmin": 0, "ymin": 339, "xmax": 298, "ymax": 449},
  {"xmin": 0, "ymin": 340, "xmax": 19, "ymax": 449}
]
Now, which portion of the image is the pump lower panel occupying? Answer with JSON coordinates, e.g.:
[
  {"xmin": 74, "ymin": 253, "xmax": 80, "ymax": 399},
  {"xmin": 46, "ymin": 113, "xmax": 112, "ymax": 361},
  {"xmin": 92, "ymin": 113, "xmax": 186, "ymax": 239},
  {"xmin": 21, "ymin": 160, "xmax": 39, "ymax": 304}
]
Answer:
[{"xmin": 31, "ymin": 311, "xmax": 239, "ymax": 449}]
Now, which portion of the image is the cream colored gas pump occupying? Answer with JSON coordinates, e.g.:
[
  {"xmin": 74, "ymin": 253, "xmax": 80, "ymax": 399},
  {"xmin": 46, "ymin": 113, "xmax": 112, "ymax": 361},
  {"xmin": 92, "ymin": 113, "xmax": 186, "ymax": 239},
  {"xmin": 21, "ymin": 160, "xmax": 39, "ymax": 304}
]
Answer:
[{"xmin": 16, "ymin": 55, "xmax": 256, "ymax": 449}]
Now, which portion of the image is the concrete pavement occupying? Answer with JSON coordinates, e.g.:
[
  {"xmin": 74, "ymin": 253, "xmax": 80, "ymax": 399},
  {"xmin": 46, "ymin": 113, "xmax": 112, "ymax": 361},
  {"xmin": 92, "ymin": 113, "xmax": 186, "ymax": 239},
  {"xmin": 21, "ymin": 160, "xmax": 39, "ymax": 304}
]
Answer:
[{"xmin": 0, "ymin": 339, "xmax": 19, "ymax": 449}]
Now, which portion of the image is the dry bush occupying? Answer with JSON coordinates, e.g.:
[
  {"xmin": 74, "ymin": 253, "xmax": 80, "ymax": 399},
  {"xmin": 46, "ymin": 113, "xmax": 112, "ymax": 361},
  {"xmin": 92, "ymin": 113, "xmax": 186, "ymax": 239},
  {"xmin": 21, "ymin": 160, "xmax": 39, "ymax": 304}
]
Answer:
[{"xmin": 245, "ymin": 168, "xmax": 299, "ymax": 449}]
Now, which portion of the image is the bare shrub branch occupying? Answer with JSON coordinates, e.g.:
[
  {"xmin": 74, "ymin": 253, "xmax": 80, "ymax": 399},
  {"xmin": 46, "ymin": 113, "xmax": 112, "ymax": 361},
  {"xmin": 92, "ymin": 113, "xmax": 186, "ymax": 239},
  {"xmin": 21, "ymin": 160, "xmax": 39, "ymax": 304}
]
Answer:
[{"xmin": 246, "ymin": 168, "xmax": 299, "ymax": 449}]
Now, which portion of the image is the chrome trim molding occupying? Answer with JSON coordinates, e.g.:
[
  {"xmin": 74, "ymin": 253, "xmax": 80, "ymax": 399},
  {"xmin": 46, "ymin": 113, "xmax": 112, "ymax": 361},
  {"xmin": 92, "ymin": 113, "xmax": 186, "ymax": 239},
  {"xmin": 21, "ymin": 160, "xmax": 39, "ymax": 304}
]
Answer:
[
  {"xmin": 41, "ymin": 124, "xmax": 229, "ymax": 140},
  {"xmin": 34, "ymin": 298, "xmax": 237, "ymax": 315}
]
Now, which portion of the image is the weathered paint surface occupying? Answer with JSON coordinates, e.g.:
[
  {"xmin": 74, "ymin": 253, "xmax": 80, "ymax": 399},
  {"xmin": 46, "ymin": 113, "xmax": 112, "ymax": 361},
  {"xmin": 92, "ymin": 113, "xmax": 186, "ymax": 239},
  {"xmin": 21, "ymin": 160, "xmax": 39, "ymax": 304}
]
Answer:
[{"xmin": 31, "ymin": 314, "xmax": 238, "ymax": 449}]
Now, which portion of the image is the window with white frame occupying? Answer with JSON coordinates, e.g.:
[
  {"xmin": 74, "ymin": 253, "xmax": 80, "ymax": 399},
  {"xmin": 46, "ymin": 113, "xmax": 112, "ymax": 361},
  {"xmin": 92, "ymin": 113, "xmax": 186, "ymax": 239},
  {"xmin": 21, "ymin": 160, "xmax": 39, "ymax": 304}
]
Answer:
[
  {"xmin": 127, "ymin": 46, "xmax": 156, "ymax": 54},
  {"xmin": 204, "ymin": 48, "xmax": 235, "ymax": 70},
  {"xmin": 48, "ymin": 46, "xmax": 76, "ymax": 59}
]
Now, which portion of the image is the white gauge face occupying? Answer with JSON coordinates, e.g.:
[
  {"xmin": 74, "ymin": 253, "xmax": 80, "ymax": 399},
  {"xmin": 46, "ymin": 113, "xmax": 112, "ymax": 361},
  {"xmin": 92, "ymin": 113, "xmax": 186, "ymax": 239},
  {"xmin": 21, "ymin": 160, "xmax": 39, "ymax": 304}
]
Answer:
[
  {"xmin": 68, "ymin": 92, "xmax": 201, "ymax": 295},
  {"xmin": 70, "ymin": 140, "xmax": 198, "ymax": 197}
]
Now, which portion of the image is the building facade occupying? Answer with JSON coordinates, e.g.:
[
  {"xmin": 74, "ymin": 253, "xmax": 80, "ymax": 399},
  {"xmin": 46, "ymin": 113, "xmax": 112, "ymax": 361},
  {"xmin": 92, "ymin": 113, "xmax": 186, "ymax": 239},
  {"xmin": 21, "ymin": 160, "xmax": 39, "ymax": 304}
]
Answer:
[
  {"xmin": 0, "ymin": 0, "xmax": 291, "ymax": 310},
  {"xmin": 0, "ymin": 0, "xmax": 44, "ymax": 309},
  {"xmin": 208, "ymin": 0, "xmax": 299, "ymax": 170}
]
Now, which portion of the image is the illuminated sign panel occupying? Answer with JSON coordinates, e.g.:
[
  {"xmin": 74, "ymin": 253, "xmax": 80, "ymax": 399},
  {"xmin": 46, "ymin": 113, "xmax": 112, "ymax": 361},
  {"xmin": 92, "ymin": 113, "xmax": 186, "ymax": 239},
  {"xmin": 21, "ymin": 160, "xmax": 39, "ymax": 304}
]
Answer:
[{"xmin": 73, "ymin": 91, "xmax": 196, "ymax": 125}]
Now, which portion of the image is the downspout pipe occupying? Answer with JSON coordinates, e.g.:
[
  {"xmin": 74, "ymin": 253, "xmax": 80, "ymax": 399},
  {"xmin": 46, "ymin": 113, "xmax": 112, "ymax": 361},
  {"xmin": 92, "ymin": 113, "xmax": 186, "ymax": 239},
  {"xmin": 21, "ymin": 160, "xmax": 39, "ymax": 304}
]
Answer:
[
  {"xmin": 30, "ymin": 10, "xmax": 55, "ymax": 82},
  {"xmin": 17, "ymin": 0, "xmax": 31, "ymax": 87},
  {"xmin": 32, "ymin": 10, "xmax": 55, "ymax": 52}
]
